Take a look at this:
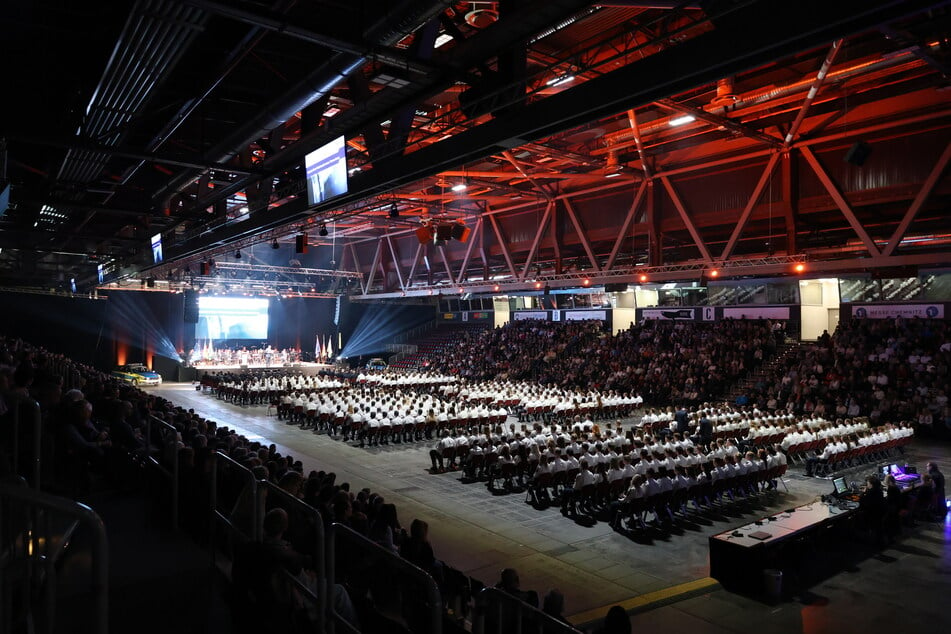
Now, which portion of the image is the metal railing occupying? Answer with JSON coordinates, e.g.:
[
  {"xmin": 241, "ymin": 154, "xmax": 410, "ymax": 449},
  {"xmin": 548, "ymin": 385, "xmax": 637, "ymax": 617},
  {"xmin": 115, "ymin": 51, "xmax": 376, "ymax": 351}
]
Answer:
[
  {"xmin": 209, "ymin": 451, "xmax": 263, "ymax": 545},
  {"xmin": 471, "ymin": 587, "xmax": 584, "ymax": 634},
  {"xmin": 11, "ymin": 396, "xmax": 42, "ymax": 490},
  {"xmin": 145, "ymin": 415, "xmax": 180, "ymax": 530},
  {"xmin": 327, "ymin": 522, "xmax": 442, "ymax": 634},
  {"xmin": 259, "ymin": 480, "xmax": 327, "ymax": 633},
  {"xmin": 0, "ymin": 482, "xmax": 109, "ymax": 634}
]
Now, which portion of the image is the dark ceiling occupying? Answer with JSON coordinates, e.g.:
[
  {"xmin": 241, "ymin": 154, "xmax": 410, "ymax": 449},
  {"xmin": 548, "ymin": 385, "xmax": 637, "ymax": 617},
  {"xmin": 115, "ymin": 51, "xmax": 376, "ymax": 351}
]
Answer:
[{"xmin": 2, "ymin": 0, "xmax": 950, "ymax": 296}]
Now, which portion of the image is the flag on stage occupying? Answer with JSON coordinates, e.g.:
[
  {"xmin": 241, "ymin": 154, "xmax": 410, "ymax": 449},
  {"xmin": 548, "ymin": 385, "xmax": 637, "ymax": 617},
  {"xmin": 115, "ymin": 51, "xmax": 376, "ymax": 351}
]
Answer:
[
  {"xmin": 315, "ymin": 334, "xmax": 320, "ymax": 359},
  {"xmin": 327, "ymin": 335, "xmax": 333, "ymax": 358}
]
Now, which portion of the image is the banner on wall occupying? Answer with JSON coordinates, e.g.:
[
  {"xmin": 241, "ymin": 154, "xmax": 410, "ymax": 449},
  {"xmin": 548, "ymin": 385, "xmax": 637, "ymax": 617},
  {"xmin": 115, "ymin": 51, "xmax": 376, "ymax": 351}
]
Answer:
[
  {"xmin": 642, "ymin": 308, "xmax": 695, "ymax": 321},
  {"xmin": 552, "ymin": 310, "xmax": 561, "ymax": 322},
  {"xmin": 564, "ymin": 309, "xmax": 607, "ymax": 321},
  {"xmin": 722, "ymin": 306, "xmax": 791, "ymax": 320},
  {"xmin": 851, "ymin": 304, "xmax": 944, "ymax": 319},
  {"xmin": 513, "ymin": 311, "xmax": 548, "ymax": 321},
  {"xmin": 469, "ymin": 311, "xmax": 492, "ymax": 320}
]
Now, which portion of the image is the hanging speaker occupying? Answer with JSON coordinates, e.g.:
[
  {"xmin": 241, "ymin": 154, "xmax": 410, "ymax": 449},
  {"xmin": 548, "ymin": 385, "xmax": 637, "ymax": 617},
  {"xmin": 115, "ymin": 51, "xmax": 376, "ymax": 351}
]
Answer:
[
  {"xmin": 450, "ymin": 224, "xmax": 471, "ymax": 243},
  {"xmin": 844, "ymin": 141, "xmax": 871, "ymax": 166},
  {"xmin": 435, "ymin": 224, "xmax": 453, "ymax": 241},
  {"xmin": 183, "ymin": 290, "xmax": 199, "ymax": 323},
  {"xmin": 415, "ymin": 226, "xmax": 433, "ymax": 244},
  {"xmin": 295, "ymin": 234, "xmax": 308, "ymax": 253}
]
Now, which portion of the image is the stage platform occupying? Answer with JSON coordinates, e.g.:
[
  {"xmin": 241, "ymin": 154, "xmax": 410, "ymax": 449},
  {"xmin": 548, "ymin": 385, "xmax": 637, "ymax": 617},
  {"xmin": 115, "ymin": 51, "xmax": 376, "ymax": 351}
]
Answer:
[{"xmin": 192, "ymin": 362, "xmax": 331, "ymax": 377}]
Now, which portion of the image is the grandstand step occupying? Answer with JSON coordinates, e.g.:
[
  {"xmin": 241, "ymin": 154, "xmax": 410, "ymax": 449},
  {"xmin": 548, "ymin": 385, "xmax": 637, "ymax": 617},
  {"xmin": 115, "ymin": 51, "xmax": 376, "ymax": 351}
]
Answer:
[{"xmin": 55, "ymin": 487, "xmax": 232, "ymax": 634}]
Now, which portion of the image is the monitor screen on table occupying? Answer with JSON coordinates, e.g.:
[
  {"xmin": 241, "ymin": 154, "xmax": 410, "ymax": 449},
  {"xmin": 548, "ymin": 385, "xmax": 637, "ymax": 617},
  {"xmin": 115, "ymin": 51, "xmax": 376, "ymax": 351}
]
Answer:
[{"xmin": 833, "ymin": 477, "xmax": 848, "ymax": 496}]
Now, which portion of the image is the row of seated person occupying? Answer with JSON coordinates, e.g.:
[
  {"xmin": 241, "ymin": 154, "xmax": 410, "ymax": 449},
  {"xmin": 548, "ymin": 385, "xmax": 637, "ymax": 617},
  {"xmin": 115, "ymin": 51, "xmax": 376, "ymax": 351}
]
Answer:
[
  {"xmin": 805, "ymin": 431, "xmax": 915, "ymax": 477},
  {"xmin": 513, "ymin": 399, "xmax": 641, "ymax": 424},
  {"xmin": 785, "ymin": 423, "xmax": 912, "ymax": 463},
  {"xmin": 608, "ymin": 463, "xmax": 788, "ymax": 531}
]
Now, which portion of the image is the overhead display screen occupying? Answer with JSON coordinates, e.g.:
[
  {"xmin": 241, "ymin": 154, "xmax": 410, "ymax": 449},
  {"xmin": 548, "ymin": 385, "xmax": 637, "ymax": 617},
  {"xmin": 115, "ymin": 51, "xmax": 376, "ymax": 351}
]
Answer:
[
  {"xmin": 196, "ymin": 297, "xmax": 269, "ymax": 340},
  {"xmin": 304, "ymin": 135, "xmax": 348, "ymax": 206},
  {"xmin": 151, "ymin": 232, "xmax": 164, "ymax": 263}
]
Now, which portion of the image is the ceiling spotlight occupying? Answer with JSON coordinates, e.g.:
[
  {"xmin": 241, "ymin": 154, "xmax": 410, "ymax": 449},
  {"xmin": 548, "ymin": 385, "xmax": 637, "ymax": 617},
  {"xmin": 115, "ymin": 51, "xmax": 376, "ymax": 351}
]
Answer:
[
  {"xmin": 234, "ymin": 250, "xmax": 242, "ymax": 259},
  {"xmin": 493, "ymin": 284, "xmax": 500, "ymax": 292},
  {"xmin": 318, "ymin": 224, "xmax": 328, "ymax": 237},
  {"xmin": 271, "ymin": 239, "xmax": 280, "ymax": 249},
  {"xmin": 709, "ymin": 268, "xmax": 719, "ymax": 277},
  {"xmin": 669, "ymin": 114, "xmax": 696, "ymax": 127},
  {"xmin": 534, "ymin": 281, "xmax": 543, "ymax": 289},
  {"xmin": 451, "ymin": 181, "xmax": 468, "ymax": 192},
  {"xmin": 639, "ymin": 274, "xmax": 648, "ymax": 283},
  {"xmin": 794, "ymin": 263, "xmax": 806, "ymax": 273},
  {"xmin": 582, "ymin": 278, "xmax": 590, "ymax": 287}
]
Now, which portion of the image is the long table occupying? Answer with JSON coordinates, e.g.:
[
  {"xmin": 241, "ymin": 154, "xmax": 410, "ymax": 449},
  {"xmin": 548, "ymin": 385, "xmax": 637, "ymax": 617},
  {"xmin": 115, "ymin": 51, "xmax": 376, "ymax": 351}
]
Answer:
[{"xmin": 709, "ymin": 500, "xmax": 857, "ymax": 594}]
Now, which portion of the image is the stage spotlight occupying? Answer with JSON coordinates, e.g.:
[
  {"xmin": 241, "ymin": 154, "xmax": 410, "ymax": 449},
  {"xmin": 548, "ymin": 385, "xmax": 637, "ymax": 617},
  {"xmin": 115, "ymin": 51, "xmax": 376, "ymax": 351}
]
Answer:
[
  {"xmin": 794, "ymin": 263, "xmax": 806, "ymax": 273},
  {"xmin": 493, "ymin": 284, "xmax": 500, "ymax": 292},
  {"xmin": 582, "ymin": 278, "xmax": 590, "ymax": 287},
  {"xmin": 639, "ymin": 274, "xmax": 648, "ymax": 283},
  {"xmin": 271, "ymin": 239, "xmax": 280, "ymax": 249},
  {"xmin": 534, "ymin": 281, "xmax": 543, "ymax": 289},
  {"xmin": 234, "ymin": 250, "xmax": 242, "ymax": 259},
  {"xmin": 709, "ymin": 269, "xmax": 719, "ymax": 277},
  {"xmin": 318, "ymin": 224, "xmax": 328, "ymax": 237}
]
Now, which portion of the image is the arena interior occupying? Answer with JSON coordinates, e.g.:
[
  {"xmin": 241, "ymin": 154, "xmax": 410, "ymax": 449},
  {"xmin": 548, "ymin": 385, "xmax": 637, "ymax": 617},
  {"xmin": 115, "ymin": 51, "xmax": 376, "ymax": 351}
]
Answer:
[{"xmin": 1, "ymin": 2, "xmax": 950, "ymax": 633}]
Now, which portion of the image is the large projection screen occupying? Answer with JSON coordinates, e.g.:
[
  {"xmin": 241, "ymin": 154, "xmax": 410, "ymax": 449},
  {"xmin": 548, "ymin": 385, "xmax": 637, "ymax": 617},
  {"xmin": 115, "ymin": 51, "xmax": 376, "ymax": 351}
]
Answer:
[
  {"xmin": 304, "ymin": 135, "xmax": 348, "ymax": 205},
  {"xmin": 196, "ymin": 297, "xmax": 269, "ymax": 340}
]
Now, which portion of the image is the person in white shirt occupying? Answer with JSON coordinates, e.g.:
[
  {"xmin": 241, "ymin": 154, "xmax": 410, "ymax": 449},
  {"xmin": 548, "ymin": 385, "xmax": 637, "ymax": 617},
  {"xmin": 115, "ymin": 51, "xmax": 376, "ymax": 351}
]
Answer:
[
  {"xmin": 564, "ymin": 460, "xmax": 599, "ymax": 515},
  {"xmin": 611, "ymin": 474, "xmax": 647, "ymax": 530},
  {"xmin": 429, "ymin": 430, "xmax": 455, "ymax": 472}
]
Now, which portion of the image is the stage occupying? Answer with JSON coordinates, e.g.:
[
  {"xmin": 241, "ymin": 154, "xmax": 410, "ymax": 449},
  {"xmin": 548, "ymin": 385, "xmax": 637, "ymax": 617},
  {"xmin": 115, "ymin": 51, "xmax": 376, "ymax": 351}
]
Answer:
[{"xmin": 191, "ymin": 361, "xmax": 331, "ymax": 377}]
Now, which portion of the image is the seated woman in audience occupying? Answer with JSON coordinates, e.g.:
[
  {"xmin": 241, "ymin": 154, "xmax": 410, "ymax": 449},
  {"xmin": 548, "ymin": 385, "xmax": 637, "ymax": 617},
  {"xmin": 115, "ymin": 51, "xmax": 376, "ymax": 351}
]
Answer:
[
  {"xmin": 369, "ymin": 503, "xmax": 404, "ymax": 553},
  {"xmin": 594, "ymin": 605, "xmax": 631, "ymax": 634},
  {"xmin": 399, "ymin": 518, "xmax": 444, "ymax": 584}
]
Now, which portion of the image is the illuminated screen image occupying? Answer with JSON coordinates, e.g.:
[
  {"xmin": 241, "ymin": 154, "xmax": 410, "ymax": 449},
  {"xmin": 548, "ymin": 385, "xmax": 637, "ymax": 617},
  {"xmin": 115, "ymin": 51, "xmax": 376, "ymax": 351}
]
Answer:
[
  {"xmin": 151, "ymin": 232, "xmax": 163, "ymax": 264},
  {"xmin": 70, "ymin": 278, "xmax": 77, "ymax": 293},
  {"xmin": 97, "ymin": 264, "xmax": 104, "ymax": 284},
  {"xmin": 304, "ymin": 135, "xmax": 348, "ymax": 206},
  {"xmin": 196, "ymin": 297, "xmax": 269, "ymax": 340}
]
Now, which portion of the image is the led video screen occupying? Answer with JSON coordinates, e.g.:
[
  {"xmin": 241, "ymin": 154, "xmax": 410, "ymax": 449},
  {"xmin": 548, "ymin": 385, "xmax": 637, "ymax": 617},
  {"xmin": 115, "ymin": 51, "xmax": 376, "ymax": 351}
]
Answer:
[
  {"xmin": 304, "ymin": 135, "xmax": 348, "ymax": 206},
  {"xmin": 196, "ymin": 296, "xmax": 269, "ymax": 340},
  {"xmin": 151, "ymin": 232, "xmax": 164, "ymax": 263}
]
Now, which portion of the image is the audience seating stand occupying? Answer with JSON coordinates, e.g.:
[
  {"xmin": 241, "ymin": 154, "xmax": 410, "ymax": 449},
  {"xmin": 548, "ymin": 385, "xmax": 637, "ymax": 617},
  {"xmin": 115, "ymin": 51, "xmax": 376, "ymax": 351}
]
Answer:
[{"xmin": 0, "ymin": 481, "xmax": 109, "ymax": 634}]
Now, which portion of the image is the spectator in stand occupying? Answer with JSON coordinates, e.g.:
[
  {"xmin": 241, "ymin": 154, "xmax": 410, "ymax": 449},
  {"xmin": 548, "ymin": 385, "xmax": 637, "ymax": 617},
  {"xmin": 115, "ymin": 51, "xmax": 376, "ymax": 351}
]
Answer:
[
  {"xmin": 593, "ymin": 605, "xmax": 632, "ymax": 634},
  {"xmin": 400, "ymin": 519, "xmax": 444, "ymax": 585},
  {"xmin": 541, "ymin": 589, "xmax": 570, "ymax": 627},
  {"xmin": 496, "ymin": 567, "xmax": 538, "ymax": 607},
  {"xmin": 369, "ymin": 503, "xmax": 404, "ymax": 553}
]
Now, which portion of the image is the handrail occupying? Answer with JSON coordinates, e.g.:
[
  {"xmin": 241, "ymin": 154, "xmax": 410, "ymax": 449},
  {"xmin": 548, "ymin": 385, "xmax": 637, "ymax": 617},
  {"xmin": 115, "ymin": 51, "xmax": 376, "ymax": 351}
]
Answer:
[
  {"xmin": 471, "ymin": 587, "xmax": 584, "ymax": 634},
  {"xmin": 0, "ymin": 483, "xmax": 109, "ymax": 634},
  {"xmin": 328, "ymin": 522, "xmax": 442, "ymax": 634},
  {"xmin": 11, "ymin": 396, "xmax": 42, "ymax": 489},
  {"xmin": 209, "ymin": 451, "xmax": 262, "ymax": 544},
  {"xmin": 146, "ymin": 415, "xmax": 180, "ymax": 530},
  {"xmin": 258, "ymin": 480, "xmax": 326, "ymax": 633}
]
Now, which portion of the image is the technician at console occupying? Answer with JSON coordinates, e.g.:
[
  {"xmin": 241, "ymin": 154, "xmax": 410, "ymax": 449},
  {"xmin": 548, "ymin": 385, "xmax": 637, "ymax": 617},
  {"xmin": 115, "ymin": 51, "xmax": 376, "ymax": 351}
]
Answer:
[{"xmin": 858, "ymin": 475, "xmax": 886, "ymax": 540}]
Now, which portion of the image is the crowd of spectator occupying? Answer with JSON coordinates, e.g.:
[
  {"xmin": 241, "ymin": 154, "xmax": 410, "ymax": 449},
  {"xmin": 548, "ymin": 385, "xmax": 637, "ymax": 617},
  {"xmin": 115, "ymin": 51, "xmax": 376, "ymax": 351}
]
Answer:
[
  {"xmin": 0, "ymin": 336, "xmax": 474, "ymax": 632},
  {"xmin": 432, "ymin": 318, "xmax": 784, "ymax": 404},
  {"xmin": 738, "ymin": 318, "xmax": 950, "ymax": 434},
  {"xmin": 2, "ymin": 335, "xmax": 629, "ymax": 633}
]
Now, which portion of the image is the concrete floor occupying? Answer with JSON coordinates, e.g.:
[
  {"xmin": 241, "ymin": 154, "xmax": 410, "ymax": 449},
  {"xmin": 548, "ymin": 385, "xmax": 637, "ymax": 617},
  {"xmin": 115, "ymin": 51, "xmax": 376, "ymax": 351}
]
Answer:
[{"xmin": 151, "ymin": 383, "xmax": 951, "ymax": 633}]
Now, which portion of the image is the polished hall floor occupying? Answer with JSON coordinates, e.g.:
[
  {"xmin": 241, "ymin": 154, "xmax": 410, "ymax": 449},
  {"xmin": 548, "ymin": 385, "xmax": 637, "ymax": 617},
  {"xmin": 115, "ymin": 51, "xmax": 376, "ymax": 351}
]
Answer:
[{"xmin": 151, "ymin": 383, "xmax": 951, "ymax": 632}]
